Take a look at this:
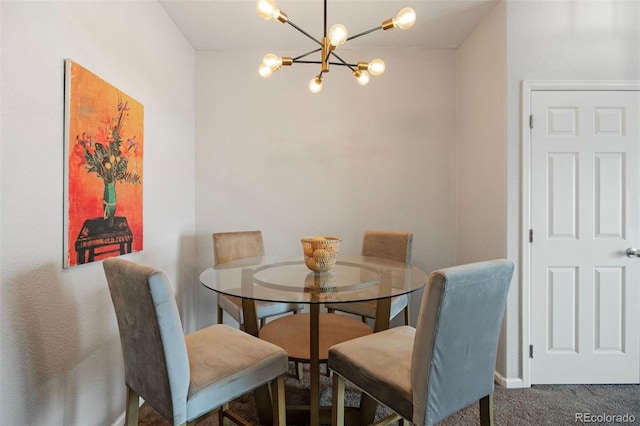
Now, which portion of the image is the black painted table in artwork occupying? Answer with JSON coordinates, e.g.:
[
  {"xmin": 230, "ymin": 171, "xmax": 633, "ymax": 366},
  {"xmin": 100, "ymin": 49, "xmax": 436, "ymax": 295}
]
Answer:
[{"xmin": 74, "ymin": 217, "xmax": 133, "ymax": 264}]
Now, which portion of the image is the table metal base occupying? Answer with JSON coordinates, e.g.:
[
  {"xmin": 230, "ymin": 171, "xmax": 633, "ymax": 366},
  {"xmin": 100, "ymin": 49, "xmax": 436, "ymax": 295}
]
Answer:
[{"xmin": 259, "ymin": 308, "xmax": 372, "ymax": 426}]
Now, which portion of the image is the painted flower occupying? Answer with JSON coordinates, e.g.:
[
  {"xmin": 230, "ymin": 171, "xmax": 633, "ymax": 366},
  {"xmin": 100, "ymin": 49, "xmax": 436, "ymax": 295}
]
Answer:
[{"xmin": 75, "ymin": 95, "xmax": 141, "ymax": 185}]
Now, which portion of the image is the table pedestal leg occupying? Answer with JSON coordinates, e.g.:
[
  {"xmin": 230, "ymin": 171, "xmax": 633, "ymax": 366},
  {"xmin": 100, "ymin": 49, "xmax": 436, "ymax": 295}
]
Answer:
[
  {"xmin": 310, "ymin": 303, "xmax": 320, "ymax": 426},
  {"xmin": 241, "ymin": 298, "xmax": 259, "ymax": 337},
  {"xmin": 374, "ymin": 297, "xmax": 392, "ymax": 332}
]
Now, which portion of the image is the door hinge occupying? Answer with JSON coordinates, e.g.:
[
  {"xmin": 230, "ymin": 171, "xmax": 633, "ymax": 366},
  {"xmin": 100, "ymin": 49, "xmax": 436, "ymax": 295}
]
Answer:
[
  {"xmin": 529, "ymin": 229, "xmax": 533, "ymax": 243},
  {"xmin": 529, "ymin": 114, "xmax": 534, "ymax": 129},
  {"xmin": 529, "ymin": 344, "xmax": 534, "ymax": 359}
]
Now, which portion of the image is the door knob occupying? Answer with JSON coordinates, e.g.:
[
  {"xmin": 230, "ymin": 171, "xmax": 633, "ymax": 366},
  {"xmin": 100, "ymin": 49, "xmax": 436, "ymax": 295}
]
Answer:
[{"xmin": 626, "ymin": 248, "xmax": 640, "ymax": 258}]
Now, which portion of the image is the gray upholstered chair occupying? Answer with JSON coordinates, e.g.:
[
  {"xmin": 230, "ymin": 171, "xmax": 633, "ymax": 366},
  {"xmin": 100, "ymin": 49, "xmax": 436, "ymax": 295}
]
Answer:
[
  {"xmin": 329, "ymin": 259, "xmax": 514, "ymax": 426},
  {"xmin": 103, "ymin": 258, "xmax": 288, "ymax": 426},
  {"xmin": 325, "ymin": 230, "xmax": 413, "ymax": 327},
  {"xmin": 214, "ymin": 230, "xmax": 304, "ymax": 329}
]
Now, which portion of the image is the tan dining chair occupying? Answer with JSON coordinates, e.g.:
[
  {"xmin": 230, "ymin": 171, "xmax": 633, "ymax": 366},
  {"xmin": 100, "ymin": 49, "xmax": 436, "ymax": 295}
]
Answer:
[
  {"xmin": 103, "ymin": 257, "xmax": 288, "ymax": 426},
  {"xmin": 325, "ymin": 230, "xmax": 413, "ymax": 327},
  {"xmin": 329, "ymin": 259, "xmax": 514, "ymax": 426},
  {"xmin": 213, "ymin": 230, "xmax": 304, "ymax": 329}
]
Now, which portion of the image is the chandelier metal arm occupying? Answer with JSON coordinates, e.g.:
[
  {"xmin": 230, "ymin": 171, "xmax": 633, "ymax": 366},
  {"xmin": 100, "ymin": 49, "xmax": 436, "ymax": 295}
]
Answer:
[
  {"xmin": 294, "ymin": 60, "xmax": 358, "ymax": 68},
  {"xmin": 285, "ymin": 19, "xmax": 323, "ymax": 46},
  {"xmin": 346, "ymin": 26, "xmax": 383, "ymax": 42},
  {"xmin": 293, "ymin": 48, "xmax": 322, "ymax": 61},
  {"xmin": 323, "ymin": 0, "xmax": 328, "ymax": 37},
  {"xmin": 327, "ymin": 51, "xmax": 356, "ymax": 72}
]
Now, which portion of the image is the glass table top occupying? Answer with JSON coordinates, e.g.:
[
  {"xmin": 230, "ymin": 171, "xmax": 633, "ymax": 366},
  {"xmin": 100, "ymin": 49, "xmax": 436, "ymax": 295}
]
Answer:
[{"xmin": 199, "ymin": 254, "xmax": 428, "ymax": 304}]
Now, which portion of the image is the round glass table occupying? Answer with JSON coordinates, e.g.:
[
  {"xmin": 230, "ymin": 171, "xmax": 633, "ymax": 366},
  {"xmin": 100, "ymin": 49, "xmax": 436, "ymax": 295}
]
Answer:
[{"xmin": 200, "ymin": 254, "xmax": 427, "ymax": 425}]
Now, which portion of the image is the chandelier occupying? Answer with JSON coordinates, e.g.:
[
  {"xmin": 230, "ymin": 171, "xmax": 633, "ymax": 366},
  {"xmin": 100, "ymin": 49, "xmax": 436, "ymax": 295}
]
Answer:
[{"xmin": 256, "ymin": 0, "xmax": 416, "ymax": 93}]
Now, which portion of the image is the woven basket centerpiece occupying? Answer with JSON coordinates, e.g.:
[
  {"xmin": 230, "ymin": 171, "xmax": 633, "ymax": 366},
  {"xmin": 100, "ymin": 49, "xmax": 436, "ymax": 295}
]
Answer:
[{"xmin": 301, "ymin": 236, "xmax": 341, "ymax": 272}]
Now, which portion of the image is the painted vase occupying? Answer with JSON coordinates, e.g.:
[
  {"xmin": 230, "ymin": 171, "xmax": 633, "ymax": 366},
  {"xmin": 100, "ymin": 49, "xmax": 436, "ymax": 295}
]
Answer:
[{"xmin": 103, "ymin": 181, "xmax": 116, "ymax": 228}]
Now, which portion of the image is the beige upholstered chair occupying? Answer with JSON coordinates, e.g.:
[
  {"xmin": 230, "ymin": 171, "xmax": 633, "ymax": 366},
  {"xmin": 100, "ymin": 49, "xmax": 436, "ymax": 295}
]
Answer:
[
  {"xmin": 103, "ymin": 258, "xmax": 288, "ymax": 426},
  {"xmin": 329, "ymin": 259, "xmax": 514, "ymax": 426},
  {"xmin": 325, "ymin": 230, "xmax": 413, "ymax": 327},
  {"xmin": 213, "ymin": 230, "xmax": 303, "ymax": 329}
]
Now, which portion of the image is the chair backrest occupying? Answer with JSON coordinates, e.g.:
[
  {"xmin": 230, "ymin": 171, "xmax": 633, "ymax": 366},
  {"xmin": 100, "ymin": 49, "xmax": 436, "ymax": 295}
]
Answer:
[
  {"xmin": 213, "ymin": 230, "xmax": 265, "ymax": 266},
  {"xmin": 103, "ymin": 258, "xmax": 190, "ymax": 425},
  {"xmin": 411, "ymin": 259, "xmax": 514, "ymax": 426},
  {"xmin": 361, "ymin": 230, "xmax": 413, "ymax": 263}
]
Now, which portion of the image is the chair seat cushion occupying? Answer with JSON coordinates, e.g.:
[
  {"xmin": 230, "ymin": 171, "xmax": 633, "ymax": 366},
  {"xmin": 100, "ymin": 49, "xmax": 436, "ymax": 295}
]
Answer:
[
  {"xmin": 219, "ymin": 294, "xmax": 303, "ymax": 324},
  {"xmin": 185, "ymin": 324, "xmax": 288, "ymax": 420},
  {"xmin": 328, "ymin": 325, "xmax": 415, "ymax": 420},
  {"xmin": 325, "ymin": 294, "xmax": 408, "ymax": 320}
]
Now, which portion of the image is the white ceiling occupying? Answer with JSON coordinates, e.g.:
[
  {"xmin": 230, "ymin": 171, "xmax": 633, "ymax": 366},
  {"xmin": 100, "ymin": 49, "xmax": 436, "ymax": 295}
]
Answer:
[{"xmin": 159, "ymin": 0, "xmax": 499, "ymax": 51}]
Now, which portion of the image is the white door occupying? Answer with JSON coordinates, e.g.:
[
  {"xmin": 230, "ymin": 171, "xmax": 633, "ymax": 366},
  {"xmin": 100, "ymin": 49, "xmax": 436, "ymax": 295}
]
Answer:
[{"xmin": 530, "ymin": 90, "xmax": 640, "ymax": 384}]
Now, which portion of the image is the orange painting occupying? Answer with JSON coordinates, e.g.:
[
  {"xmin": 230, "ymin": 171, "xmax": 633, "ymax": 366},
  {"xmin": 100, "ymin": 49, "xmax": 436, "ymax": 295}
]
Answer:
[{"xmin": 64, "ymin": 60, "xmax": 143, "ymax": 268}]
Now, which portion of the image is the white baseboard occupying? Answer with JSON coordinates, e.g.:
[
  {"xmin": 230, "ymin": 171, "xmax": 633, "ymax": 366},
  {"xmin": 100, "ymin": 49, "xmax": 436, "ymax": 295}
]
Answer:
[
  {"xmin": 111, "ymin": 411, "xmax": 126, "ymax": 426},
  {"xmin": 495, "ymin": 371, "xmax": 526, "ymax": 389}
]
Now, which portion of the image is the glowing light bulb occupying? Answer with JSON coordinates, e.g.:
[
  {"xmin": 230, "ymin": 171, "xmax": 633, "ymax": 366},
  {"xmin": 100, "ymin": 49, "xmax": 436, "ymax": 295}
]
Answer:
[
  {"xmin": 256, "ymin": 0, "xmax": 279, "ymax": 20},
  {"xmin": 258, "ymin": 63, "xmax": 273, "ymax": 78},
  {"xmin": 262, "ymin": 53, "xmax": 281, "ymax": 70},
  {"xmin": 369, "ymin": 59, "xmax": 385, "ymax": 76},
  {"xmin": 328, "ymin": 24, "xmax": 348, "ymax": 47},
  {"xmin": 309, "ymin": 76, "xmax": 323, "ymax": 93},
  {"xmin": 394, "ymin": 7, "xmax": 416, "ymax": 29},
  {"xmin": 354, "ymin": 70, "xmax": 370, "ymax": 86}
]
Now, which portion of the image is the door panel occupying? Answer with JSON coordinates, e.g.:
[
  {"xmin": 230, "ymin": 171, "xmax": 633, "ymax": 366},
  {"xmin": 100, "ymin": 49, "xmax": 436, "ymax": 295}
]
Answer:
[{"xmin": 530, "ymin": 90, "xmax": 639, "ymax": 384}]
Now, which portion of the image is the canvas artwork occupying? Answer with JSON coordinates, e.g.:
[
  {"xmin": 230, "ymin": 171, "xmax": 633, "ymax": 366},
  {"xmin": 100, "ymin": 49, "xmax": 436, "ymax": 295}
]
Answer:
[{"xmin": 64, "ymin": 59, "xmax": 143, "ymax": 268}]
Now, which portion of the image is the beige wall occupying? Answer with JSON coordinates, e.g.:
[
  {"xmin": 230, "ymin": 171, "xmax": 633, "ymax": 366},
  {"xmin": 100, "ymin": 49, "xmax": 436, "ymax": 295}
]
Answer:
[
  {"xmin": 0, "ymin": 1, "xmax": 196, "ymax": 424},
  {"xmin": 456, "ymin": 0, "xmax": 508, "ymax": 376},
  {"xmin": 455, "ymin": 3, "xmax": 507, "ymax": 265}
]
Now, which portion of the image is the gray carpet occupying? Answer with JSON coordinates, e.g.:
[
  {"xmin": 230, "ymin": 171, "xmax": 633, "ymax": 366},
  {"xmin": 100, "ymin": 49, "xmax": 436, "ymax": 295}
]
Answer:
[{"xmin": 138, "ymin": 363, "xmax": 639, "ymax": 425}]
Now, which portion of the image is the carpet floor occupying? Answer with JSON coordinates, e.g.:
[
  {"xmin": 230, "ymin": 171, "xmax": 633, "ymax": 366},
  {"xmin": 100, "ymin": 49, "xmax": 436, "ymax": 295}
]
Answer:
[{"xmin": 138, "ymin": 363, "xmax": 639, "ymax": 425}]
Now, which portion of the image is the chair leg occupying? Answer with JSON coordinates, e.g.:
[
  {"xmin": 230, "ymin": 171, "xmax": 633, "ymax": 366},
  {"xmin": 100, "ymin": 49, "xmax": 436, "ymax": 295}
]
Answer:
[
  {"xmin": 327, "ymin": 308, "xmax": 335, "ymax": 313},
  {"xmin": 479, "ymin": 393, "xmax": 494, "ymax": 426},
  {"xmin": 125, "ymin": 386, "xmax": 139, "ymax": 426},
  {"xmin": 332, "ymin": 373, "xmax": 346, "ymax": 425},
  {"xmin": 220, "ymin": 403, "xmax": 230, "ymax": 426},
  {"xmin": 271, "ymin": 376, "xmax": 286, "ymax": 426},
  {"xmin": 217, "ymin": 305, "xmax": 224, "ymax": 324},
  {"xmin": 360, "ymin": 392, "xmax": 378, "ymax": 425},
  {"xmin": 367, "ymin": 412, "xmax": 402, "ymax": 426},
  {"xmin": 296, "ymin": 361, "xmax": 304, "ymax": 381},
  {"xmin": 254, "ymin": 383, "xmax": 274, "ymax": 425},
  {"xmin": 403, "ymin": 304, "xmax": 410, "ymax": 326}
]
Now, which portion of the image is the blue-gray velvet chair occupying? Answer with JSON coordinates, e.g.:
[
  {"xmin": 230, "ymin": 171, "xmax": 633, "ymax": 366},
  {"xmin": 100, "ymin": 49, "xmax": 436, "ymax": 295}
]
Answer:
[
  {"xmin": 214, "ymin": 230, "xmax": 304, "ymax": 328},
  {"xmin": 325, "ymin": 230, "xmax": 413, "ymax": 327},
  {"xmin": 103, "ymin": 258, "xmax": 288, "ymax": 426},
  {"xmin": 329, "ymin": 259, "xmax": 514, "ymax": 426}
]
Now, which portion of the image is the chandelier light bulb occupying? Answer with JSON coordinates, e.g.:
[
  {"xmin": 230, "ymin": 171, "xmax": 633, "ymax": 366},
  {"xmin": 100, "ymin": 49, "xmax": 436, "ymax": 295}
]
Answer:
[
  {"xmin": 394, "ymin": 7, "xmax": 416, "ymax": 29},
  {"xmin": 328, "ymin": 24, "xmax": 348, "ymax": 47},
  {"xmin": 256, "ymin": 0, "xmax": 280, "ymax": 20},
  {"xmin": 309, "ymin": 76, "xmax": 323, "ymax": 93},
  {"xmin": 369, "ymin": 59, "xmax": 386, "ymax": 76},
  {"xmin": 354, "ymin": 70, "xmax": 370, "ymax": 86},
  {"xmin": 258, "ymin": 63, "xmax": 273, "ymax": 78},
  {"xmin": 262, "ymin": 53, "xmax": 281, "ymax": 70}
]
